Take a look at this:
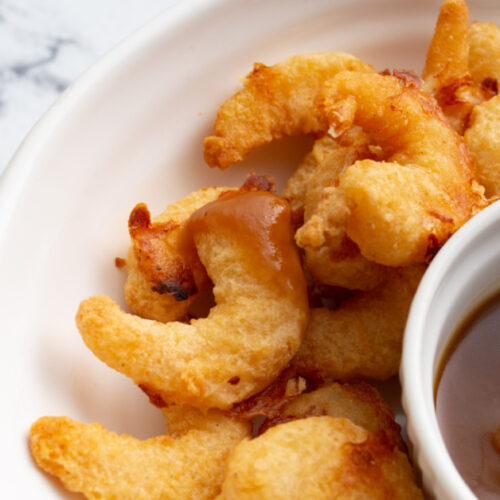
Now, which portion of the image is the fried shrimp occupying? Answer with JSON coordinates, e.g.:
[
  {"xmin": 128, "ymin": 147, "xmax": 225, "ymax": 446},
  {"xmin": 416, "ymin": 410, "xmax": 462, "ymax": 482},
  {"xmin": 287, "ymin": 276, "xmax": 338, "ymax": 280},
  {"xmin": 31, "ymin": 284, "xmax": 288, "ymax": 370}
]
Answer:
[
  {"xmin": 283, "ymin": 131, "xmax": 372, "ymax": 225},
  {"xmin": 464, "ymin": 22, "xmax": 500, "ymax": 198},
  {"xmin": 422, "ymin": 0, "xmax": 470, "ymax": 90},
  {"xmin": 465, "ymin": 96, "xmax": 500, "ymax": 198},
  {"xmin": 422, "ymin": 1, "xmax": 498, "ymax": 133},
  {"xmin": 296, "ymin": 189, "xmax": 388, "ymax": 289},
  {"xmin": 293, "ymin": 265, "xmax": 425, "ymax": 381},
  {"xmin": 422, "ymin": 0, "xmax": 483, "ymax": 133},
  {"xmin": 218, "ymin": 383, "xmax": 422, "ymax": 499},
  {"xmin": 469, "ymin": 21, "xmax": 500, "ymax": 84},
  {"xmin": 30, "ymin": 408, "xmax": 250, "ymax": 500},
  {"xmin": 76, "ymin": 191, "xmax": 309, "ymax": 411},
  {"xmin": 283, "ymin": 133, "xmax": 387, "ymax": 290},
  {"xmin": 217, "ymin": 416, "xmax": 423, "ymax": 500},
  {"xmin": 124, "ymin": 175, "xmax": 274, "ymax": 322},
  {"xmin": 261, "ymin": 382, "xmax": 399, "ymax": 437},
  {"xmin": 421, "ymin": 1, "xmax": 500, "ymax": 195},
  {"xmin": 203, "ymin": 52, "xmax": 374, "ymax": 169},
  {"xmin": 125, "ymin": 187, "xmax": 229, "ymax": 323},
  {"xmin": 318, "ymin": 71, "xmax": 485, "ymax": 266}
]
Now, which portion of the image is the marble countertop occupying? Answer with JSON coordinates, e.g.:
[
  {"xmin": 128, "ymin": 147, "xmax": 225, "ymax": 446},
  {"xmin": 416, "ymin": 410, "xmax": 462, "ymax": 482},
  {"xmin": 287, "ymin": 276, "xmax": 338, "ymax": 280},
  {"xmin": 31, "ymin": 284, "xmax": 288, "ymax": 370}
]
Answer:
[{"xmin": 0, "ymin": 0, "xmax": 180, "ymax": 175}]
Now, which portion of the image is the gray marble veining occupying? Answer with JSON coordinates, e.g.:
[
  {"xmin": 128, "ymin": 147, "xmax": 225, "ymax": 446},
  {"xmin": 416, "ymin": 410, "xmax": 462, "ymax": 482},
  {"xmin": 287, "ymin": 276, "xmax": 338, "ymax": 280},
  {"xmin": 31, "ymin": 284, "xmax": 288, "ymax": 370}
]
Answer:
[{"xmin": 0, "ymin": 0, "xmax": 178, "ymax": 174}]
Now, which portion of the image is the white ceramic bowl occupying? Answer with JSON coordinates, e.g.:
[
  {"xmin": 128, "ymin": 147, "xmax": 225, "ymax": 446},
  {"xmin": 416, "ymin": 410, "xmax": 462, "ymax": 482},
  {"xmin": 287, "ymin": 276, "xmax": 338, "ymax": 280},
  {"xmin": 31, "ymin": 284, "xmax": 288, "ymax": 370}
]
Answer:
[{"xmin": 402, "ymin": 200, "xmax": 500, "ymax": 500}]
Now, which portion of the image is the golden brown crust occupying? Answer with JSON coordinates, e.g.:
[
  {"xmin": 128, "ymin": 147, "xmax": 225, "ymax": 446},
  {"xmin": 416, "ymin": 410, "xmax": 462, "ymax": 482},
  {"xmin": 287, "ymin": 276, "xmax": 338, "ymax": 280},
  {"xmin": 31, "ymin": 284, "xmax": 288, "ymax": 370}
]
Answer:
[
  {"xmin": 217, "ymin": 417, "xmax": 423, "ymax": 499},
  {"xmin": 337, "ymin": 428, "xmax": 422, "ymax": 498},
  {"xmin": 77, "ymin": 192, "xmax": 309, "ymax": 410},
  {"xmin": 320, "ymin": 71, "xmax": 486, "ymax": 266},
  {"xmin": 293, "ymin": 265, "xmax": 426, "ymax": 381},
  {"xmin": 204, "ymin": 53, "xmax": 374, "ymax": 169},
  {"xmin": 125, "ymin": 178, "xmax": 276, "ymax": 323},
  {"xmin": 124, "ymin": 187, "xmax": 229, "ymax": 323},
  {"xmin": 422, "ymin": 4, "xmax": 500, "ymax": 134},
  {"xmin": 261, "ymin": 382, "xmax": 400, "ymax": 439},
  {"xmin": 433, "ymin": 75, "xmax": 496, "ymax": 134},
  {"xmin": 129, "ymin": 203, "xmax": 201, "ymax": 300},
  {"xmin": 465, "ymin": 95, "xmax": 500, "ymax": 198},
  {"xmin": 30, "ymin": 411, "xmax": 250, "ymax": 500},
  {"xmin": 229, "ymin": 367, "xmax": 306, "ymax": 421},
  {"xmin": 422, "ymin": 0, "xmax": 470, "ymax": 85},
  {"xmin": 284, "ymin": 133, "xmax": 387, "ymax": 290},
  {"xmin": 469, "ymin": 21, "xmax": 500, "ymax": 84}
]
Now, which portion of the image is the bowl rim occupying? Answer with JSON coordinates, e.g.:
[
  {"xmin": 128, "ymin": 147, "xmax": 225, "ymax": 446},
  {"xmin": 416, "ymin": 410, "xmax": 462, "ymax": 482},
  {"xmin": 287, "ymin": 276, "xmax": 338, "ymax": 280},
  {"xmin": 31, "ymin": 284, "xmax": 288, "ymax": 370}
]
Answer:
[
  {"xmin": 0, "ymin": 0, "xmax": 231, "ymax": 241},
  {"xmin": 401, "ymin": 199, "xmax": 500, "ymax": 499}
]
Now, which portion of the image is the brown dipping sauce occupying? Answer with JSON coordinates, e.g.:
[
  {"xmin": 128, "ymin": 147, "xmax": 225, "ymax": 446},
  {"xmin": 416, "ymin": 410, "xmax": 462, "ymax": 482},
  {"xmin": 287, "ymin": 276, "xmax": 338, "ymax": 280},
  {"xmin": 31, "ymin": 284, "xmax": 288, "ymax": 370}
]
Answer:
[
  {"xmin": 187, "ymin": 190, "xmax": 307, "ymax": 306},
  {"xmin": 435, "ymin": 292, "xmax": 500, "ymax": 499}
]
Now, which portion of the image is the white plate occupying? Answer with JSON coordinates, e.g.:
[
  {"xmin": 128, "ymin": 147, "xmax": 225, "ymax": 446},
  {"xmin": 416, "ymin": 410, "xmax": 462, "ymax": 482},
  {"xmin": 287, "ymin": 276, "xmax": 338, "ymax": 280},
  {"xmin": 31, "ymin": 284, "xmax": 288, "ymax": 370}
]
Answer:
[{"xmin": 2, "ymin": 0, "xmax": 500, "ymax": 496}]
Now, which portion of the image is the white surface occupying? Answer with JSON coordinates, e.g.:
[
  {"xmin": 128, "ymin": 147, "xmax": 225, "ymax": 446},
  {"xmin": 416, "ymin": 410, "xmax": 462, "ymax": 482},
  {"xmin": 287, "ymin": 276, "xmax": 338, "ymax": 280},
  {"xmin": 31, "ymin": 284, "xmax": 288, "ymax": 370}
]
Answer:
[
  {"xmin": 1, "ymin": 0, "xmax": 500, "ymax": 497},
  {"xmin": 402, "ymin": 201, "xmax": 500, "ymax": 500},
  {"xmin": 0, "ymin": 0, "xmax": 179, "ymax": 174}
]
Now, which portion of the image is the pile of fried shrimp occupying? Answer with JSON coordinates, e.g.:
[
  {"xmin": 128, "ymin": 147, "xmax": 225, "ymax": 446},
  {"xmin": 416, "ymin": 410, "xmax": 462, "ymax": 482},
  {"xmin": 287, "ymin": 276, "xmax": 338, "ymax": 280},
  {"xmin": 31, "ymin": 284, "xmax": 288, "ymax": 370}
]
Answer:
[{"xmin": 29, "ymin": 1, "xmax": 500, "ymax": 498}]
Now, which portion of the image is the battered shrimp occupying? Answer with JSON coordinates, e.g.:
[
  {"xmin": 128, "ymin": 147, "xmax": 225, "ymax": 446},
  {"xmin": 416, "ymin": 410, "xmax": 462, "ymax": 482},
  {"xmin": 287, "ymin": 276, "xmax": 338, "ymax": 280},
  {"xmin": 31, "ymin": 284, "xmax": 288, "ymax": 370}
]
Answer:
[
  {"xmin": 124, "ymin": 175, "xmax": 273, "ymax": 322},
  {"xmin": 217, "ymin": 417, "xmax": 423, "ymax": 500},
  {"xmin": 422, "ymin": 0, "xmax": 470, "ymax": 91},
  {"xmin": 421, "ymin": 1, "xmax": 500, "ymax": 197},
  {"xmin": 283, "ymin": 133, "xmax": 387, "ymax": 290},
  {"xmin": 465, "ymin": 96, "xmax": 500, "ymax": 198},
  {"xmin": 76, "ymin": 191, "xmax": 309, "ymax": 411},
  {"xmin": 293, "ymin": 265, "xmax": 425, "ymax": 381},
  {"xmin": 207, "ymin": 62, "xmax": 484, "ymax": 265},
  {"xmin": 469, "ymin": 21, "xmax": 500, "ymax": 84},
  {"xmin": 318, "ymin": 71, "xmax": 485, "ymax": 266},
  {"xmin": 30, "ymin": 407, "xmax": 250, "ymax": 500},
  {"xmin": 422, "ymin": 0, "xmax": 497, "ymax": 133},
  {"xmin": 124, "ymin": 187, "xmax": 228, "ymax": 323},
  {"xmin": 262, "ymin": 382, "xmax": 399, "ymax": 437},
  {"xmin": 464, "ymin": 22, "xmax": 500, "ymax": 198},
  {"xmin": 219, "ymin": 382, "xmax": 420, "ymax": 499},
  {"xmin": 204, "ymin": 52, "xmax": 374, "ymax": 169}
]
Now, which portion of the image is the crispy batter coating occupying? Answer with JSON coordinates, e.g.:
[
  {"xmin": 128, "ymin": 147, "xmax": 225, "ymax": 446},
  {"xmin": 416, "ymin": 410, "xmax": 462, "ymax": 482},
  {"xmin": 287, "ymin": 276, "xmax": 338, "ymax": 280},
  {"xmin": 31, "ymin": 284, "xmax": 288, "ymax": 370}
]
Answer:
[
  {"xmin": 30, "ymin": 408, "xmax": 250, "ymax": 500},
  {"xmin": 320, "ymin": 71, "xmax": 485, "ymax": 266},
  {"xmin": 465, "ymin": 95, "xmax": 500, "ymax": 198},
  {"xmin": 432, "ymin": 75, "xmax": 495, "ymax": 134},
  {"xmin": 284, "ymin": 134, "xmax": 387, "ymax": 290},
  {"xmin": 125, "ymin": 187, "xmax": 228, "ymax": 322},
  {"xmin": 268, "ymin": 382, "xmax": 399, "ymax": 435},
  {"xmin": 422, "ymin": 2, "xmax": 498, "ymax": 133},
  {"xmin": 205, "ymin": 49, "xmax": 485, "ymax": 267},
  {"xmin": 281, "ymin": 135, "xmax": 331, "ymax": 224},
  {"xmin": 469, "ymin": 21, "xmax": 500, "ymax": 84},
  {"xmin": 461, "ymin": 21, "xmax": 500, "ymax": 198},
  {"xmin": 203, "ymin": 53, "xmax": 374, "ymax": 169},
  {"xmin": 284, "ymin": 131, "xmax": 372, "ymax": 224},
  {"xmin": 293, "ymin": 265, "xmax": 425, "ymax": 381},
  {"xmin": 76, "ymin": 191, "xmax": 308, "ymax": 411},
  {"xmin": 217, "ymin": 417, "xmax": 423, "ymax": 500},
  {"xmin": 422, "ymin": 0, "xmax": 470, "ymax": 88},
  {"xmin": 160, "ymin": 404, "xmax": 248, "ymax": 437},
  {"xmin": 125, "ymin": 176, "xmax": 276, "ymax": 323},
  {"xmin": 296, "ymin": 190, "xmax": 388, "ymax": 289},
  {"xmin": 230, "ymin": 367, "xmax": 307, "ymax": 421}
]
